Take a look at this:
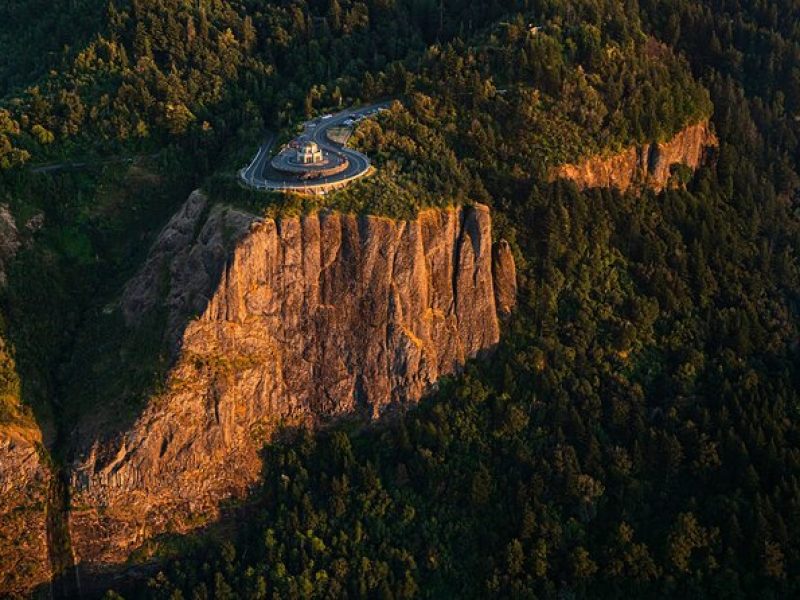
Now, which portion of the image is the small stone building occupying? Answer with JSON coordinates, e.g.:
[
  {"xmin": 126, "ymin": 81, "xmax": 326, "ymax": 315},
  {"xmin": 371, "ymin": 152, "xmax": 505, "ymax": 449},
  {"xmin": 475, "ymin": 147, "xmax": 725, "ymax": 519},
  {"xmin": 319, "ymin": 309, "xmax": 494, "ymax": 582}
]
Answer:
[{"xmin": 297, "ymin": 141, "xmax": 323, "ymax": 164}]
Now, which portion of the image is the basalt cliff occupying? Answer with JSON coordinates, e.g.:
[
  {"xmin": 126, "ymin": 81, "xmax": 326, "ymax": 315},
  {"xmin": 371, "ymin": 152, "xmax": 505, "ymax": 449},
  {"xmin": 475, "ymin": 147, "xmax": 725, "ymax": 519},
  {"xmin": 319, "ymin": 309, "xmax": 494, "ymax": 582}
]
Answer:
[
  {"xmin": 551, "ymin": 121, "xmax": 718, "ymax": 192},
  {"xmin": 67, "ymin": 192, "xmax": 517, "ymax": 571},
  {"xmin": 0, "ymin": 115, "xmax": 717, "ymax": 591},
  {"xmin": 0, "ymin": 424, "xmax": 51, "ymax": 594},
  {"xmin": 0, "ymin": 206, "xmax": 52, "ymax": 596}
]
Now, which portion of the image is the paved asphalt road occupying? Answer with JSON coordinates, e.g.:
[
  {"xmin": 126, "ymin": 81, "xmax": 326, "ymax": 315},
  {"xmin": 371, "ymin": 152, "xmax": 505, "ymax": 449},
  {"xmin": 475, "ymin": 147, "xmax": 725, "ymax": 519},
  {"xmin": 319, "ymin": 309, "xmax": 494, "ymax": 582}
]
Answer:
[{"xmin": 239, "ymin": 102, "xmax": 391, "ymax": 192}]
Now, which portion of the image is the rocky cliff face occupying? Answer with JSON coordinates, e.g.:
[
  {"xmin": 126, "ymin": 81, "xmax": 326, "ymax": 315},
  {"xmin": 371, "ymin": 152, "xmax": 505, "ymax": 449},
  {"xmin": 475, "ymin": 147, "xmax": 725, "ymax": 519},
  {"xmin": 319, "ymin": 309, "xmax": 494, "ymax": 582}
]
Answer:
[
  {"xmin": 0, "ymin": 203, "xmax": 44, "ymax": 288},
  {"xmin": 0, "ymin": 426, "xmax": 51, "ymax": 594},
  {"xmin": 68, "ymin": 192, "xmax": 516, "ymax": 569},
  {"xmin": 550, "ymin": 121, "xmax": 718, "ymax": 192},
  {"xmin": 0, "ymin": 204, "xmax": 51, "ymax": 596}
]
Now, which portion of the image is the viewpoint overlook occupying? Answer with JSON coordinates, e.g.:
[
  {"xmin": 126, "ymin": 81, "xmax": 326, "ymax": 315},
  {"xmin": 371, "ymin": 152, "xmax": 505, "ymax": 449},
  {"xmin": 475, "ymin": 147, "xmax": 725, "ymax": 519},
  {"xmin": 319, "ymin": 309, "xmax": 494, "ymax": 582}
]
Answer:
[
  {"xmin": 0, "ymin": 1, "xmax": 799, "ymax": 598},
  {"xmin": 240, "ymin": 103, "xmax": 389, "ymax": 195}
]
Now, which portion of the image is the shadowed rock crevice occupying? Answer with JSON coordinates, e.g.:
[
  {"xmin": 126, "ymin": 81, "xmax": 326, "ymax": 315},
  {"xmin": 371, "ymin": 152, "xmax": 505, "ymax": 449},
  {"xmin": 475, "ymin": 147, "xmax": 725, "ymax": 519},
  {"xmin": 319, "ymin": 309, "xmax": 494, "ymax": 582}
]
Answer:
[{"xmin": 67, "ymin": 192, "xmax": 516, "ymax": 574}]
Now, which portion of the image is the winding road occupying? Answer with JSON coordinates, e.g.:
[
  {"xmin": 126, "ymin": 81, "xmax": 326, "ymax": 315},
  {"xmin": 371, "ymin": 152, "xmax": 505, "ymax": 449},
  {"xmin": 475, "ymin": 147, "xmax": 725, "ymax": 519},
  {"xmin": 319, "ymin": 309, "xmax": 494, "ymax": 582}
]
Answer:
[{"xmin": 239, "ymin": 102, "xmax": 390, "ymax": 193}]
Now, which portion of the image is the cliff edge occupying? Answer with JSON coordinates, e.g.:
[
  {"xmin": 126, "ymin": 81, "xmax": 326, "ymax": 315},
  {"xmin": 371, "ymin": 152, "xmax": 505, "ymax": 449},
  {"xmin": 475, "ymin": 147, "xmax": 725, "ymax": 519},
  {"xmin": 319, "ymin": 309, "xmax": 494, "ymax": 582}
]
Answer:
[
  {"xmin": 550, "ymin": 121, "xmax": 718, "ymax": 192},
  {"xmin": 68, "ymin": 192, "xmax": 517, "ymax": 569}
]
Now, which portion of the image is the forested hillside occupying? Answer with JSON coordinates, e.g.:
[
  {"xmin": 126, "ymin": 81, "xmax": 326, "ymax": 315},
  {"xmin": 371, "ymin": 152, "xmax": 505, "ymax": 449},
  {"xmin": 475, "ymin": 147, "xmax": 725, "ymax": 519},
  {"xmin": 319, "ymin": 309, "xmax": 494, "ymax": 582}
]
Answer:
[
  {"xmin": 0, "ymin": 0, "xmax": 709, "ymax": 174},
  {"xmin": 0, "ymin": 0, "xmax": 107, "ymax": 93},
  {"xmin": 0, "ymin": 0, "xmax": 798, "ymax": 598}
]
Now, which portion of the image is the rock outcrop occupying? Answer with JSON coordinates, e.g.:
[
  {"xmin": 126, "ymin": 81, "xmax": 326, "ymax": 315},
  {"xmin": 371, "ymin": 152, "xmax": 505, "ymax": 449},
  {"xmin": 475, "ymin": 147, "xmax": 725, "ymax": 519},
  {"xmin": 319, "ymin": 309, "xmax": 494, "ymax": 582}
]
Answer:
[
  {"xmin": 492, "ymin": 240, "xmax": 517, "ymax": 316},
  {"xmin": 0, "ymin": 202, "xmax": 51, "ymax": 597},
  {"xmin": 0, "ymin": 203, "xmax": 44, "ymax": 288},
  {"xmin": 69, "ymin": 193, "xmax": 516, "ymax": 569},
  {"xmin": 550, "ymin": 121, "xmax": 718, "ymax": 192},
  {"xmin": 0, "ymin": 426, "xmax": 51, "ymax": 594}
]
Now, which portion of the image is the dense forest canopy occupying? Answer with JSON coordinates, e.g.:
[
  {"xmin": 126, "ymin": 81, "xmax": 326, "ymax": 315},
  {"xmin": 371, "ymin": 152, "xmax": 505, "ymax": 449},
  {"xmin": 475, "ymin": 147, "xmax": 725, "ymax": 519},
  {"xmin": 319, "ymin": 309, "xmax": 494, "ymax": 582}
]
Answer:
[
  {"xmin": 0, "ymin": 0, "xmax": 798, "ymax": 598},
  {"xmin": 0, "ymin": 0, "xmax": 709, "ymax": 180}
]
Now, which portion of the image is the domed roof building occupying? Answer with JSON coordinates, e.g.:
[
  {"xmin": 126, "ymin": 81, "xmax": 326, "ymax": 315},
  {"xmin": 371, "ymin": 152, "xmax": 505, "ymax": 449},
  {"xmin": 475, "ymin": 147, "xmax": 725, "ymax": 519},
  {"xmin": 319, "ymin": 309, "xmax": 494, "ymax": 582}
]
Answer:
[{"xmin": 297, "ymin": 141, "xmax": 323, "ymax": 164}]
